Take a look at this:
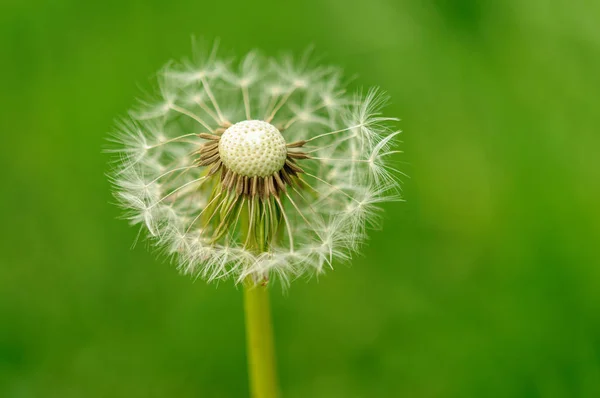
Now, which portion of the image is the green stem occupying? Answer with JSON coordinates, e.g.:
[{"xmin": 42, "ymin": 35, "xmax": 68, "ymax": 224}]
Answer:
[{"xmin": 243, "ymin": 279, "xmax": 279, "ymax": 398}]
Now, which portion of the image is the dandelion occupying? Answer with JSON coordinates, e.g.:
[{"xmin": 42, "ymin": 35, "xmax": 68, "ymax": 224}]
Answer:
[{"xmin": 108, "ymin": 40, "xmax": 402, "ymax": 398}]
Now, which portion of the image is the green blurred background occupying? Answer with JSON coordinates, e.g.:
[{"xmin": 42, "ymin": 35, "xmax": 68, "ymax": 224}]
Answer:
[{"xmin": 1, "ymin": 0, "xmax": 600, "ymax": 396}]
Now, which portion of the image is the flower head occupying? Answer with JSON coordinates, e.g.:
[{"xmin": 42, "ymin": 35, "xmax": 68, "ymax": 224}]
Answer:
[{"xmin": 109, "ymin": 42, "xmax": 402, "ymax": 286}]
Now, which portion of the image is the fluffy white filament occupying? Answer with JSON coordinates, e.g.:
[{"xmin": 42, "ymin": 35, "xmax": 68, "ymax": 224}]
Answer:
[{"xmin": 109, "ymin": 42, "xmax": 402, "ymax": 286}]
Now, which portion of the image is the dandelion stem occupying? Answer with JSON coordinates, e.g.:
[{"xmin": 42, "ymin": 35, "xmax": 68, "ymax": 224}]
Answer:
[{"xmin": 243, "ymin": 279, "xmax": 279, "ymax": 398}]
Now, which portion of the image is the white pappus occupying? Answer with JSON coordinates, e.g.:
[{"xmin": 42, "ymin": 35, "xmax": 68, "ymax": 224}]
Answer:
[{"xmin": 108, "ymin": 41, "xmax": 403, "ymax": 287}]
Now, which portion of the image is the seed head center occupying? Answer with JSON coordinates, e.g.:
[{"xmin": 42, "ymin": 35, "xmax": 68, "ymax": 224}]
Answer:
[{"xmin": 219, "ymin": 120, "xmax": 287, "ymax": 177}]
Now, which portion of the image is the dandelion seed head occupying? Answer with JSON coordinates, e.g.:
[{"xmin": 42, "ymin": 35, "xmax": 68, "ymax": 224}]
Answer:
[{"xmin": 108, "ymin": 40, "xmax": 403, "ymax": 286}]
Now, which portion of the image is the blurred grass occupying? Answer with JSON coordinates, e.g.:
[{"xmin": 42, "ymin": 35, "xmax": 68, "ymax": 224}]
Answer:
[{"xmin": 1, "ymin": 0, "xmax": 600, "ymax": 397}]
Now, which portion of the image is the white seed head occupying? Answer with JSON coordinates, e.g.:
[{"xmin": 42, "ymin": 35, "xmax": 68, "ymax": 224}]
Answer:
[
  {"xmin": 219, "ymin": 120, "xmax": 287, "ymax": 178},
  {"xmin": 108, "ymin": 41, "xmax": 403, "ymax": 287}
]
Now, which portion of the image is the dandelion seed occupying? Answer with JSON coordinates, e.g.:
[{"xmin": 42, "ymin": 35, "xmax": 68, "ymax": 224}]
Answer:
[{"xmin": 108, "ymin": 41, "xmax": 402, "ymax": 287}]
